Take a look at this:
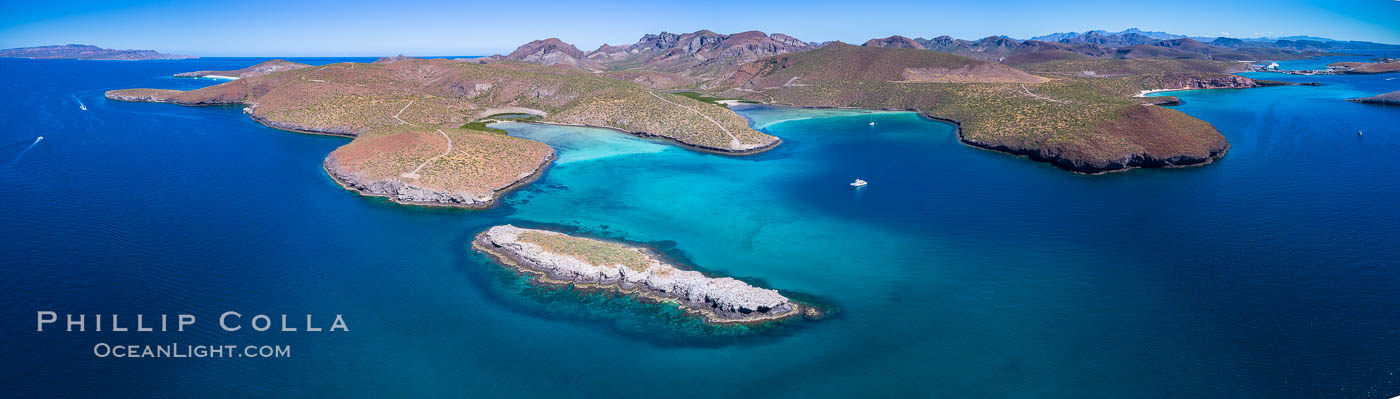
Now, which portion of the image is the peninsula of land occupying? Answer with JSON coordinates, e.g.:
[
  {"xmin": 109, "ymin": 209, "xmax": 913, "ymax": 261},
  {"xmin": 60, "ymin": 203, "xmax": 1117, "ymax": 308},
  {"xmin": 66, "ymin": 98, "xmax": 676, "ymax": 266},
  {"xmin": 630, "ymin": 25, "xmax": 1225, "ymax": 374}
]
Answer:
[
  {"xmin": 107, "ymin": 56, "xmax": 777, "ymax": 208},
  {"xmin": 173, "ymin": 59, "xmax": 309, "ymax": 79},
  {"xmin": 0, "ymin": 44, "xmax": 194, "ymax": 60},
  {"xmin": 1328, "ymin": 59, "xmax": 1400, "ymax": 74},
  {"xmin": 473, "ymin": 225, "xmax": 809, "ymax": 324},
  {"xmin": 1349, "ymin": 90, "xmax": 1400, "ymax": 106},
  {"xmin": 1279, "ymin": 59, "xmax": 1400, "ymax": 76}
]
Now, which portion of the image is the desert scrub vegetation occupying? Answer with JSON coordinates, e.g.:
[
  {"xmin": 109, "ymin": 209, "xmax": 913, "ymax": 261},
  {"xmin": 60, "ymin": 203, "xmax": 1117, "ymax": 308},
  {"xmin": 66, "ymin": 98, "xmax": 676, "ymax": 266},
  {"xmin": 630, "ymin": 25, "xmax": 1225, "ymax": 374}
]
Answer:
[
  {"xmin": 670, "ymin": 91, "xmax": 753, "ymax": 106},
  {"xmin": 551, "ymin": 92, "xmax": 775, "ymax": 150},
  {"xmin": 459, "ymin": 121, "xmax": 509, "ymax": 134},
  {"xmin": 517, "ymin": 231, "xmax": 651, "ymax": 272},
  {"xmin": 330, "ymin": 128, "xmax": 552, "ymax": 196}
]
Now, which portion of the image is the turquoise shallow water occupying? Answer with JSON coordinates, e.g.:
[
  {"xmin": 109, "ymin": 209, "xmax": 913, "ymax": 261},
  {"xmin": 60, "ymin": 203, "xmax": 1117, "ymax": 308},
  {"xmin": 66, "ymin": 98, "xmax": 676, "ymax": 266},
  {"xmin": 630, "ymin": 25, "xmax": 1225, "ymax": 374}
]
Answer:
[{"xmin": 2, "ymin": 56, "xmax": 1400, "ymax": 398}]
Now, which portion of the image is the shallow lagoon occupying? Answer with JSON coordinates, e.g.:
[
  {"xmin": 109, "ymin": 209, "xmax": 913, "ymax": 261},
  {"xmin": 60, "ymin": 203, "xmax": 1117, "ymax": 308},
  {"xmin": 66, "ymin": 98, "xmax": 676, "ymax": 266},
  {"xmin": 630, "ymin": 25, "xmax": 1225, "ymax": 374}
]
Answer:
[{"xmin": 3, "ymin": 56, "xmax": 1400, "ymax": 397}]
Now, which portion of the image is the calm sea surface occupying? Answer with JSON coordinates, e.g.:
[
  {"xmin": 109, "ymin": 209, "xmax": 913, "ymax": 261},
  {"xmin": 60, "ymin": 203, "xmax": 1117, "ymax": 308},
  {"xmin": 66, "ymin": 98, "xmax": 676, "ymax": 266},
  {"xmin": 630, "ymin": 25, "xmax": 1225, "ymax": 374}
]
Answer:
[{"xmin": 2, "ymin": 55, "xmax": 1399, "ymax": 398}]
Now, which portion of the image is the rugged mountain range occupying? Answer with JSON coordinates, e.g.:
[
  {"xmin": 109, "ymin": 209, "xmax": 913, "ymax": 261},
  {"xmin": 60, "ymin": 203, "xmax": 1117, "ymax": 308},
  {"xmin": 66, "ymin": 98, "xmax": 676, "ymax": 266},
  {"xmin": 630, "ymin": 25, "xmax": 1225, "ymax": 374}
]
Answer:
[
  {"xmin": 589, "ymin": 30, "xmax": 813, "ymax": 69},
  {"xmin": 1031, "ymin": 28, "xmax": 1186, "ymax": 43},
  {"xmin": 862, "ymin": 32, "xmax": 1336, "ymax": 63},
  {"xmin": 495, "ymin": 30, "xmax": 816, "ymax": 75},
  {"xmin": 499, "ymin": 27, "xmax": 1400, "ymax": 76},
  {"xmin": 0, "ymin": 44, "xmax": 194, "ymax": 60}
]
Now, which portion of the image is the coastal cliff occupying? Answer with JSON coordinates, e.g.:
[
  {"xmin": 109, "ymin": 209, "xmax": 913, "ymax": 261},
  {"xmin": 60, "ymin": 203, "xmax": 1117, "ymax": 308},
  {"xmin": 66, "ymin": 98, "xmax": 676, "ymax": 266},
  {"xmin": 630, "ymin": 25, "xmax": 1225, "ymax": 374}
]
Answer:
[
  {"xmin": 1152, "ymin": 74, "xmax": 1259, "ymax": 90},
  {"xmin": 473, "ymin": 225, "xmax": 807, "ymax": 324}
]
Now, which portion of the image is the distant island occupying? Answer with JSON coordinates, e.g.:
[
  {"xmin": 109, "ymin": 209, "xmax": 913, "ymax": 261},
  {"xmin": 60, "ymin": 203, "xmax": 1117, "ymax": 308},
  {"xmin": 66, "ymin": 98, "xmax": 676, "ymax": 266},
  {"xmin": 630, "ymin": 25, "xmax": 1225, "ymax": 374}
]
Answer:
[
  {"xmin": 0, "ymin": 44, "xmax": 194, "ymax": 60},
  {"xmin": 473, "ymin": 225, "xmax": 813, "ymax": 324}
]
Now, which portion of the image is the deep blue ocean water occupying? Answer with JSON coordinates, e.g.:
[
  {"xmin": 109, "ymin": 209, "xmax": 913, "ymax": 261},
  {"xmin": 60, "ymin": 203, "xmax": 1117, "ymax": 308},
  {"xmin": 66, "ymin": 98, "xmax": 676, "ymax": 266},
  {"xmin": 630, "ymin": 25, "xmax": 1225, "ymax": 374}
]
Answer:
[{"xmin": 2, "ymin": 56, "xmax": 1399, "ymax": 398}]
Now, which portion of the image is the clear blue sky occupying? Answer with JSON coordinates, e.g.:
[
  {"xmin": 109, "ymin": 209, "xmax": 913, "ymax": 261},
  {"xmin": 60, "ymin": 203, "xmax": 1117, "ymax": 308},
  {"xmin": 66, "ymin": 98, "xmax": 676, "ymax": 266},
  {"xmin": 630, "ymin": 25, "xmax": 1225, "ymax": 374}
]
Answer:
[{"xmin": 2, "ymin": 0, "xmax": 1397, "ymax": 56}]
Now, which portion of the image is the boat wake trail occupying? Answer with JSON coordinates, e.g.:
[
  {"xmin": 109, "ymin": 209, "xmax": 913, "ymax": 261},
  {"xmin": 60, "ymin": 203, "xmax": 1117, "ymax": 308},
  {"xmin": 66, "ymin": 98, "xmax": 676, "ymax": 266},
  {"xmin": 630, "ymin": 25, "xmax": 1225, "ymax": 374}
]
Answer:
[
  {"xmin": 72, "ymin": 95, "xmax": 87, "ymax": 111},
  {"xmin": 8, "ymin": 136, "xmax": 43, "ymax": 166}
]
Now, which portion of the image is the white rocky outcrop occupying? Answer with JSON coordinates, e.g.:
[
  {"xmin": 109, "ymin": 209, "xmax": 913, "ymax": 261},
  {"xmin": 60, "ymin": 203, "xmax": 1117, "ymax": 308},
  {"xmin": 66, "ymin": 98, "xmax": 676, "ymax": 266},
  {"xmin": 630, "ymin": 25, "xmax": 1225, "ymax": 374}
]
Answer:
[{"xmin": 477, "ymin": 225, "xmax": 796, "ymax": 322}]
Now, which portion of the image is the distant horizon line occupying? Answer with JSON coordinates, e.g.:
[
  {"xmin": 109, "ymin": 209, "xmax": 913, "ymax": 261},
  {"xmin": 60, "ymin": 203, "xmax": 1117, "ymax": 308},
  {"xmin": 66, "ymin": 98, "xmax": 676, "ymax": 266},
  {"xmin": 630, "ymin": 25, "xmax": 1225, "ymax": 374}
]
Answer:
[{"xmin": 8, "ymin": 29, "xmax": 1398, "ymax": 58}]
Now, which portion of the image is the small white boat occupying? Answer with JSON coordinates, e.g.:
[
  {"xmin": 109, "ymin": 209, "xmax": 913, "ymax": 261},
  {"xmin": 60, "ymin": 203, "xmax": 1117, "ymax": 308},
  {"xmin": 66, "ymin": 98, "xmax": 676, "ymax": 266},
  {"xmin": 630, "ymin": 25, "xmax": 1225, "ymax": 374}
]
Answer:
[
  {"xmin": 850, "ymin": 179, "xmax": 867, "ymax": 187},
  {"xmin": 1358, "ymin": 130, "xmax": 1364, "ymax": 136},
  {"xmin": 868, "ymin": 121, "xmax": 875, "ymax": 126}
]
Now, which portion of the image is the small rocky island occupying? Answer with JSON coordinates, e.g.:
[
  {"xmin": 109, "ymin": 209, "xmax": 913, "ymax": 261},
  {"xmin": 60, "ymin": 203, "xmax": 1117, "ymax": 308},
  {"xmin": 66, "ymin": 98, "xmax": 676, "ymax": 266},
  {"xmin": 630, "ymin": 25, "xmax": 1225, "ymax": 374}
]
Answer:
[{"xmin": 474, "ymin": 225, "xmax": 811, "ymax": 324}]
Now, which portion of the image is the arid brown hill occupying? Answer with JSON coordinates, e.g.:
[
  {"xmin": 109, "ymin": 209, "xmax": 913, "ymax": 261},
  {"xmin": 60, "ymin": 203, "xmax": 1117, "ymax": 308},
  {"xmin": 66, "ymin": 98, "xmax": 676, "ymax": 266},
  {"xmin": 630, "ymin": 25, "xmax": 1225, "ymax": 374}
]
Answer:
[
  {"xmin": 863, "ymin": 36, "xmax": 925, "ymax": 49},
  {"xmin": 501, "ymin": 38, "xmax": 597, "ymax": 69}
]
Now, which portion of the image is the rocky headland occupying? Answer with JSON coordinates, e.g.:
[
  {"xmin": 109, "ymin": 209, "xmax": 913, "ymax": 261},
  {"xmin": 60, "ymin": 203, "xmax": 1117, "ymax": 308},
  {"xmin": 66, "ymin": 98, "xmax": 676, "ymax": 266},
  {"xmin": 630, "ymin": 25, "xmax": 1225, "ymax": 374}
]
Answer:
[
  {"xmin": 1327, "ymin": 60, "xmax": 1400, "ymax": 74},
  {"xmin": 1349, "ymin": 90, "xmax": 1400, "ymax": 106},
  {"xmin": 173, "ymin": 59, "xmax": 309, "ymax": 79},
  {"xmin": 1278, "ymin": 60, "xmax": 1400, "ymax": 76},
  {"xmin": 473, "ymin": 225, "xmax": 811, "ymax": 324}
]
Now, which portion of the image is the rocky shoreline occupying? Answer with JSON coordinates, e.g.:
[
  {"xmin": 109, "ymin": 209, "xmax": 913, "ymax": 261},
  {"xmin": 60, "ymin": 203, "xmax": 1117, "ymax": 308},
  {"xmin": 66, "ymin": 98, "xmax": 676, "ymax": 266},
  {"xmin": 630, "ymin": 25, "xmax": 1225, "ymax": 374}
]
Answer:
[
  {"xmin": 104, "ymin": 90, "xmax": 242, "ymax": 106},
  {"xmin": 473, "ymin": 225, "xmax": 812, "ymax": 324},
  {"xmin": 324, "ymin": 152, "xmax": 554, "ymax": 209},
  {"xmin": 247, "ymin": 109, "xmax": 361, "ymax": 138}
]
